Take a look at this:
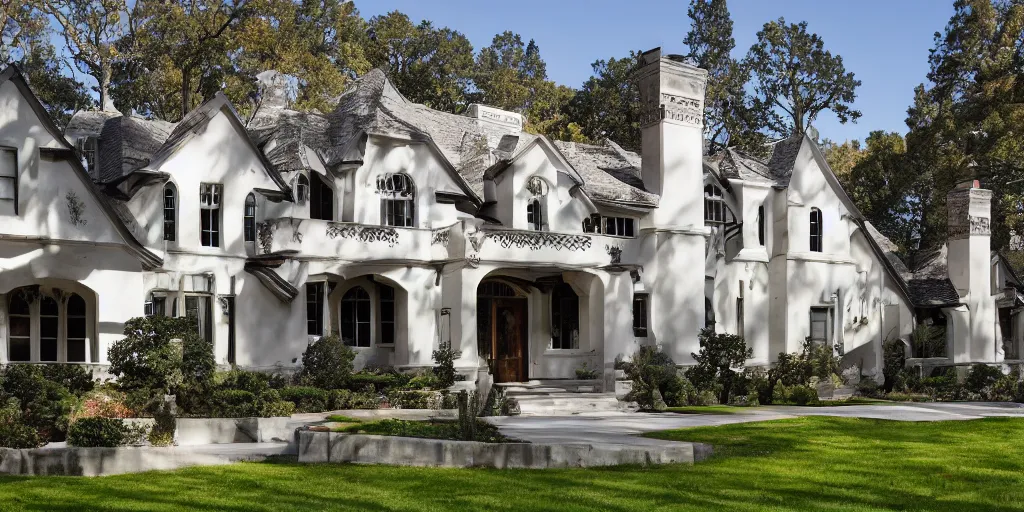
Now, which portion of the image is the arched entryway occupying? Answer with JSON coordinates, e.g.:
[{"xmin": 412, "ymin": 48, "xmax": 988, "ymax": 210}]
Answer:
[{"xmin": 477, "ymin": 279, "xmax": 529, "ymax": 383}]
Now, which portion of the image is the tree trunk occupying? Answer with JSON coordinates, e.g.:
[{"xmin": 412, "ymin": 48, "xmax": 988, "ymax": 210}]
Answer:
[
  {"xmin": 99, "ymin": 64, "xmax": 115, "ymax": 112},
  {"xmin": 180, "ymin": 67, "xmax": 192, "ymax": 121}
]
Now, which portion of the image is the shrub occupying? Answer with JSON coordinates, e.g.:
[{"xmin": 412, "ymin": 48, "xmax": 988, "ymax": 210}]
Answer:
[
  {"xmin": 686, "ymin": 328, "xmax": 752, "ymax": 404},
  {"xmin": 432, "ymin": 341, "xmax": 458, "ymax": 389},
  {"xmin": 70, "ymin": 388, "xmax": 135, "ymax": 422},
  {"xmin": 965, "ymin": 364, "xmax": 1003, "ymax": 395},
  {"xmin": 211, "ymin": 389, "xmax": 260, "ymax": 417},
  {"xmin": 856, "ymin": 378, "xmax": 882, "ymax": 398},
  {"xmin": 991, "ymin": 370, "xmax": 1024, "ymax": 402},
  {"xmin": 262, "ymin": 399, "xmax": 296, "ymax": 418},
  {"xmin": 219, "ymin": 369, "xmax": 280, "ymax": 395},
  {"xmin": 0, "ymin": 364, "xmax": 76, "ymax": 442},
  {"xmin": 107, "ymin": 316, "xmax": 215, "ymax": 415},
  {"xmin": 0, "ymin": 398, "xmax": 42, "ymax": 448},
  {"xmin": 298, "ymin": 335, "xmax": 355, "ymax": 390},
  {"xmin": 622, "ymin": 345, "xmax": 678, "ymax": 411},
  {"xmin": 910, "ymin": 324, "xmax": 946, "ymax": 358},
  {"xmin": 39, "ymin": 365, "xmax": 95, "ymax": 396},
  {"xmin": 279, "ymin": 386, "xmax": 330, "ymax": 413},
  {"xmin": 787, "ymin": 385, "xmax": 820, "ymax": 405},
  {"xmin": 882, "ymin": 339, "xmax": 906, "ymax": 392},
  {"xmin": 404, "ymin": 371, "xmax": 440, "ymax": 390},
  {"xmin": 575, "ymin": 362, "xmax": 600, "ymax": 380},
  {"xmin": 67, "ymin": 417, "xmax": 132, "ymax": 447},
  {"xmin": 348, "ymin": 371, "xmax": 408, "ymax": 392},
  {"xmin": 148, "ymin": 400, "xmax": 176, "ymax": 446},
  {"xmin": 385, "ymin": 390, "xmax": 440, "ymax": 409}
]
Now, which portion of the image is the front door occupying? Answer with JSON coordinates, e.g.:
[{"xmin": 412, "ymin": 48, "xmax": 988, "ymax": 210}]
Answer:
[{"xmin": 493, "ymin": 298, "xmax": 527, "ymax": 383}]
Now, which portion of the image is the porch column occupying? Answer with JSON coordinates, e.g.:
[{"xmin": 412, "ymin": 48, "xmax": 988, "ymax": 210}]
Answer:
[{"xmin": 602, "ymin": 272, "xmax": 636, "ymax": 390}]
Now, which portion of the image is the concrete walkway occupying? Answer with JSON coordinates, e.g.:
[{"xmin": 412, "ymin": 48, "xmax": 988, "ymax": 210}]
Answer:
[{"xmin": 485, "ymin": 402, "xmax": 1024, "ymax": 446}]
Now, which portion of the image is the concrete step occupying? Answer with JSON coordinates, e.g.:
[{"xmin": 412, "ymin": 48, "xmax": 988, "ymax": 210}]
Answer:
[{"xmin": 511, "ymin": 392, "xmax": 624, "ymax": 416}]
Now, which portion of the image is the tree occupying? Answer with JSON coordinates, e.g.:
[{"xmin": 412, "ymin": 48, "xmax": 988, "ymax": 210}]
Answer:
[
  {"xmin": 365, "ymin": 11, "xmax": 474, "ymax": 113},
  {"xmin": 683, "ymin": 0, "xmax": 764, "ymax": 154},
  {"xmin": 744, "ymin": 18, "xmax": 861, "ymax": 137},
  {"xmin": 1, "ymin": 0, "xmax": 48, "ymax": 62},
  {"xmin": 473, "ymin": 31, "xmax": 548, "ymax": 114},
  {"xmin": 42, "ymin": 0, "xmax": 130, "ymax": 111},
  {"xmin": 564, "ymin": 53, "xmax": 643, "ymax": 150},
  {"xmin": 685, "ymin": 328, "xmax": 751, "ymax": 404},
  {"xmin": 821, "ymin": 138, "xmax": 864, "ymax": 181}
]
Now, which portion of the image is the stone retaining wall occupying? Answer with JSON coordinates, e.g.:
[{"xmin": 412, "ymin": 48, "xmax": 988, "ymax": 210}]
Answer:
[
  {"xmin": 296, "ymin": 431, "xmax": 711, "ymax": 469},
  {"xmin": 0, "ymin": 445, "xmax": 285, "ymax": 476}
]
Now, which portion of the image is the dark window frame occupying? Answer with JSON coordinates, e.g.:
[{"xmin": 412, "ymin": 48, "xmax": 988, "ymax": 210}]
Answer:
[
  {"xmin": 378, "ymin": 173, "xmax": 415, "ymax": 227},
  {"xmin": 632, "ymin": 293, "xmax": 649, "ymax": 337},
  {"xmin": 0, "ymin": 146, "xmax": 18, "ymax": 214},
  {"xmin": 341, "ymin": 286, "xmax": 372, "ymax": 347},
  {"xmin": 244, "ymin": 193, "xmax": 256, "ymax": 243},
  {"xmin": 757, "ymin": 205, "xmax": 765, "ymax": 246},
  {"xmin": 809, "ymin": 208, "xmax": 823, "ymax": 252},
  {"xmin": 163, "ymin": 184, "xmax": 176, "ymax": 241},
  {"xmin": 306, "ymin": 282, "xmax": 325, "ymax": 336},
  {"xmin": 602, "ymin": 216, "xmax": 636, "ymax": 238},
  {"xmin": 552, "ymin": 283, "xmax": 580, "ymax": 350},
  {"xmin": 200, "ymin": 183, "xmax": 222, "ymax": 247}
]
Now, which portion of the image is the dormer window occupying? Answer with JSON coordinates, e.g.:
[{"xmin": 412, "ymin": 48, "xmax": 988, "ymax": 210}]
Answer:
[
  {"xmin": 77, "ymin": 137, "xmax": 98, "ymax": 177},
  {"xmin": 810, "ymin": 207, "xmax": 823, "ymax": 252},
  {"xmin": 378, "ymin": 173, "xmax": 415, "ymax": 227},
  {"xmin": 704, "ymin": 184, "xmax": 726, "ymax": 224},
  {"xmin": 526, "ymin": 199, "xmax": 544, "ymax": 231}
]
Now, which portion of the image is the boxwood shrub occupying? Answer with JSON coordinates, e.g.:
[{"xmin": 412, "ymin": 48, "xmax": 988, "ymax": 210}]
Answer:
[
  {"xmin": 67, "ymin": 417, "xmax": 133, "ymax": 447},
  {"xmin": 279, "ymin": 386, "xmax": 330, "ymax": 413}
]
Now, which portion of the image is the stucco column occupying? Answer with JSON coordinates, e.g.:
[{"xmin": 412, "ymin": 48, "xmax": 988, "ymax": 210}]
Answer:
[{"xmin": 602, "ymin": 272, "xmax": 636, "ymax": 389}]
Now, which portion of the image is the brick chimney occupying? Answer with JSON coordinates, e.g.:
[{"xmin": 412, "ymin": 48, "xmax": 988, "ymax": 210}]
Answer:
[{"xmin": 946, "ymin": 179, "xmax": 996, "ymax": 361}]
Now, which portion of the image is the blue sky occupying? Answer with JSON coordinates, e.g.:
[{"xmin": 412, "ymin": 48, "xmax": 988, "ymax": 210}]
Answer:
[{"xmin": 359, "ymin": 0, "xmax": 955, "ymax": 144}]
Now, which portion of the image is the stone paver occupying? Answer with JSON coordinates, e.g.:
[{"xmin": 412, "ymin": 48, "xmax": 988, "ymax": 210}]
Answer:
[{"xmin": 486, "ymin": 402, "xmax": 1024, "ymax": 447}]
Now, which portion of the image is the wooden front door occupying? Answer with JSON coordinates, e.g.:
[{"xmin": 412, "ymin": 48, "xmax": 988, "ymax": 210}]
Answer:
[{"xmin": 492, "ymin": 298, "xmax": 527, "ymax": 383}]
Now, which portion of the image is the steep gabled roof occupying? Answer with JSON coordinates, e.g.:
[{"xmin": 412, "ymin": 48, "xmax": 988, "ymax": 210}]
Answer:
[
  {"xmin": 65, "ymin": 111, "xmax": 175, "ymax": 183},
  {"xmin": 551, "ymin": 140, "xmax": 658, "ymax": 207},
  {"xmin": 1, "ymin": 65, "xmax": 162, "ymax": 269}
]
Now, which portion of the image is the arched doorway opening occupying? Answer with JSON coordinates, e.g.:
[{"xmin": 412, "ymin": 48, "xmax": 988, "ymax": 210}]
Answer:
[{"xmin": 477, "ymin": 279, "xmax": 529, "ymax": 383}]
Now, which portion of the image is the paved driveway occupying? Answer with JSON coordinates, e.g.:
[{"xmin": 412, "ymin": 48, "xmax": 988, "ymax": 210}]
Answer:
[{"xmin": 485, "ymin": 402, "xmax": 1024, "ymax": 447}]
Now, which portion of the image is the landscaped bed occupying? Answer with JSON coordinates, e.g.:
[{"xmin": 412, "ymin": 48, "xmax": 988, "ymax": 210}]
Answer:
[
  {"xmin": 3, "ymin": 416, "xmax": 1023, "ymax": 510},
  {"xmin": 330, "ymin": 417, "xmax": 515, "ymax": 443}
]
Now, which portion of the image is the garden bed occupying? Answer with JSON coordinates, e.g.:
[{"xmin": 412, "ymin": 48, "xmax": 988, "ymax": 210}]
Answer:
[{"xmin": 332, "ymin": 418, "xmax": 512, "ymax": 443}]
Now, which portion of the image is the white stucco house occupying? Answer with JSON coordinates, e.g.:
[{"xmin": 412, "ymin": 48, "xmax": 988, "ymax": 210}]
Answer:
[{"xmin": 0, "ymin": 48, "xmax": 1018, "ymax": 389}]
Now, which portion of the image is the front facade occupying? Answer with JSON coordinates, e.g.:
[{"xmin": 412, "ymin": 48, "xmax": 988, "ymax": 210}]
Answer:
[{"xmin": 0, "ymin": 49, "xmax": 1015, "ymax": 388}]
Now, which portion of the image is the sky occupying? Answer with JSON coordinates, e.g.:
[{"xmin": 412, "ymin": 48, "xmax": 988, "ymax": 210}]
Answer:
[{"xmin": 359, "ymin": 0, "xmax": 956, "ymax": 144}]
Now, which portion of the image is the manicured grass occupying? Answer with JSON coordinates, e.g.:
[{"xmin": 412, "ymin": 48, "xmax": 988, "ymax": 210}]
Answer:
[
  {"xmin": 337, "ymin": 418, "xmax": 512, "ymax": 443},
  {"xmin": 3, "ymin": 416, "xmax": 1024, "ymax": 510}
]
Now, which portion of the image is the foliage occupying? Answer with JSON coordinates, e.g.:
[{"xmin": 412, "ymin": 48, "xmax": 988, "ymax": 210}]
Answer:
[
  {"xmin": 574, "ymin": 362, "xmax": 600, "ymax": 380},
  {"xmin": 338, "ymin": 418, "xmax": 511, "ymax": 443},
  {"xmin": 479, "ymin": 387, "xmax": 519, "ymax": 416},
  {"xmin": 455, "ymin": 390, "xmax": 477, "ymax": 440},
  {"xmin": 298, "ymin": 334, "xmax": 355, "ymax": 390},
  {"xmin": 621, "ymin": 345, "xmax": 680, "ymax": 411},
  {"xmin": 563, "ymin": 53, "xmax": 642, "ymax": 150},
  {"xmin": 686, "ymin": 328, "xmax": 752, "ymax": 404},
  {"xmin": 66, "ymin": 417, "xmax": 142, "ymax": 447},
  {"xmin": 0, "ymin": 364, "xmax": 76, "ymax": 442},
  {"xmin": 431, "ymin": 341, "xmax": 458, "ymax": 389},
  {"xmin": 39, "ymin": 365, "xmax": 95, "ymax": 397},
  {"xmin": 0, "ymin": 398, "xmax": 43, "ymax": 449},
  {"xmin": 147, "ymin": 399, "xmax": 176, "ymax": 446},
  {"xmin": 383, "ymin": 390, "xmax": 443, "ymax": 410},
  {"xmin": 744, "ymin": 17, "xmax": 861, "ymax": 137},
  {"xmin": 965, "ymin": 364, "xmax": 1003, "ymax": 395},
  {"xmin": 882, "ymin": 338, "xmax": 907, "ymax": 392},
  {"xmin": 278, "ymin": 386, "xmax": 330, "ymax": 413},
  {"xmin": 910, "ymin": 324, "xmax": 946, "ymax": 359},
  {"xmin": 107, "ymin": 316, "xmax": 215, "ymax": 405}
]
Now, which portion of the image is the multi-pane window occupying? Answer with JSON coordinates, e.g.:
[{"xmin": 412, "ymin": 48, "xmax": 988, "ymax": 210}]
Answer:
[
  {"xmin": 39, "ymin": 296, "xmax": 59, "ymax": 362},
  {"xmin": 526, "ymin": 199, "xmax": 543, "ymax": 231},
  {"xmin": 6, "ymin": 288, "xmax": 90, "ymax": 363},
  {"xmin": 552, "ymin": 283, "xmax": 580, "ymax": 349},
  {"xmin": 144, "ymin": 294, "xmax": 167, "ymax": 317},
  {"xmin": 163, "ymin": 185, "xmax": 176, "ymax": 241},
  {"xmin": 757, "ymin": 205, "xmax": 765, "ymax": 246},
  {"xmin": 809, "ymin": 208, "xmax": 823, "ymax": 252},
  {"xmin": 295, "ymin": 175, "xmax": 309, "ymax": 205},
  {"xmin": 378, "ymin": 173, "xmax": 415, "ymax": 227},
  {"xmin": 306, "ymin": 282, "xmax": 324, "ymax": 336},
  {"xmin": 379, "ymin": 285, "xmax": 395, "ymax": 345},
  {"xmin": 184, "ymin": 295, "xmax": 212, "ymax": 341},
  {"xmin": 0, "ymin": 148, "xmax": 17, "ymax": 206},
  {"xmin": 341, "ymin": 286, "xmax": 371, "ymax": 347},
  {"xmin": 310, "ymin": 173, "xmax": 334, "ymax": 221},
  {"xmin": 603, "ymin": 216, "xmax": 636, "ymax": 238},
  {"xmin": 66, "ymin": 294, "xmax": 87, "ymax": 362},
  {"xmin": 200, "ymin": 183, "xmax": 222, "ymax": 247},
  {"xmin": 244, "ymin": 193, "xmax": 256, "ymax": 243},
  {"xmin": 810, "ymin": 307, "xmax": 831, "ymax": 342},
  {"xmin": 8, "ymin": 291, "xmax": 30, "ymax": 362},
  {"xmin": 77, "ymin": 137, "xmax": 97, "ymax": 177},
  {"xmin": 632, "ymin": 293, "xmax": 649, "ymax": 337},
  {"xmin": 704, "ymin": 185, "xmax": 726, "ymax": 224}
]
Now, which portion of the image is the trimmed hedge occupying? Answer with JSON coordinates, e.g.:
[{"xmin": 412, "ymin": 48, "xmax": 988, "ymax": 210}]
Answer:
[
  {"xmin": 279, "ymin": 386, "xmax": 330, "ymax": 413},
  {"xmin": 67, "ymin": 417, "xmax": 137, "ymax": 447}
]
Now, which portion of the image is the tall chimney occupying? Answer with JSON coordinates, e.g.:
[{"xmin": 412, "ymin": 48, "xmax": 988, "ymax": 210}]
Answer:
[
  {"xmin": 633, "ymin": 48, "xmax": 709, "ymax": 364},
  {"xmin": 946, "ymin": 179, "xmax": 996, "ymax": 361}
]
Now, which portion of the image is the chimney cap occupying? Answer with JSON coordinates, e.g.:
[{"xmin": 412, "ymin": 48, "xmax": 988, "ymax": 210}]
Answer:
[{"xmin": 955, "ymin": 179, "xmax": 980, "ymax": 190}]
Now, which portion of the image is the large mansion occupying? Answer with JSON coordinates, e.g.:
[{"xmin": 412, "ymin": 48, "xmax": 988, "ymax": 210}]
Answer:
[{"xmin": 0, "ymin": 48, "xmax": 1018, "ymax": 389}]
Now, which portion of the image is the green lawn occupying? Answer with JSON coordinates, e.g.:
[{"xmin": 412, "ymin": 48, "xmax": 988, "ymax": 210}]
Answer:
[{"xmin": 3, "ymin": 416, "xmax": 1024, "ymax": 511}]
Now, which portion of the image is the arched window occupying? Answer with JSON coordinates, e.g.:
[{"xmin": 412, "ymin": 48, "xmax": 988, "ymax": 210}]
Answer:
[
  {"xmin": 244, "ymin": 193, "xmax": 256, "ymax": 243},
  {"xmin": 552, "ymin": 283, "xmax": 580, "ymax": 350},
  {"xmin": 526, "ymin": 199, "xmax": 543, "ymax": 231},
  {"xmin": 66, "ymin": 293, "xmax": 87, "ymax": 362},
  {"xmin": 295, "ymin": 175, "xmax": 309, "ymax": 205},
  {"xmin": 704, "ymin": 184, "xmax": 726, "ymax": 224},
  {"xmin": 378, "ymin": 173, "xmax": 415, "ymax": 227},
  {"xmin": 8, "ymin": 291, "xmax": 30, "ymax": 362},
  {"xmin": 163, "ymin": 184, "xmax": 176, "ymax": 241},
  {"xmin": 757, "ymin": 205, "xmax": 765, "ymax": 246},
  {"xmin": 38, "ymin": 296, "xmax": 59, "ymax": 362},
  {"xmin": 341, "ymin": 286, "xmax": 371, "ymax": 347},
  {"xmin": 310, "ymin": 173, "xmax": 333, "ymax": 220},
  {"xmin": 809, "ymin": 207, "xmax": 823, "ymax": 252}
]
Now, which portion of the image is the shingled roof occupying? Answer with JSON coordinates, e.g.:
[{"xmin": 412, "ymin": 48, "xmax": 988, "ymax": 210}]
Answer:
[
  {"xmin": 64, "ymin": 111, "xmax": 174, "ymax": 183},
  {"xmin": 551, "ymin": 140, "xmax": 658, "ymax": 206},
  {"xmin": 906, "ymin": 245, "xmax": 963, "ymax": 307}
]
